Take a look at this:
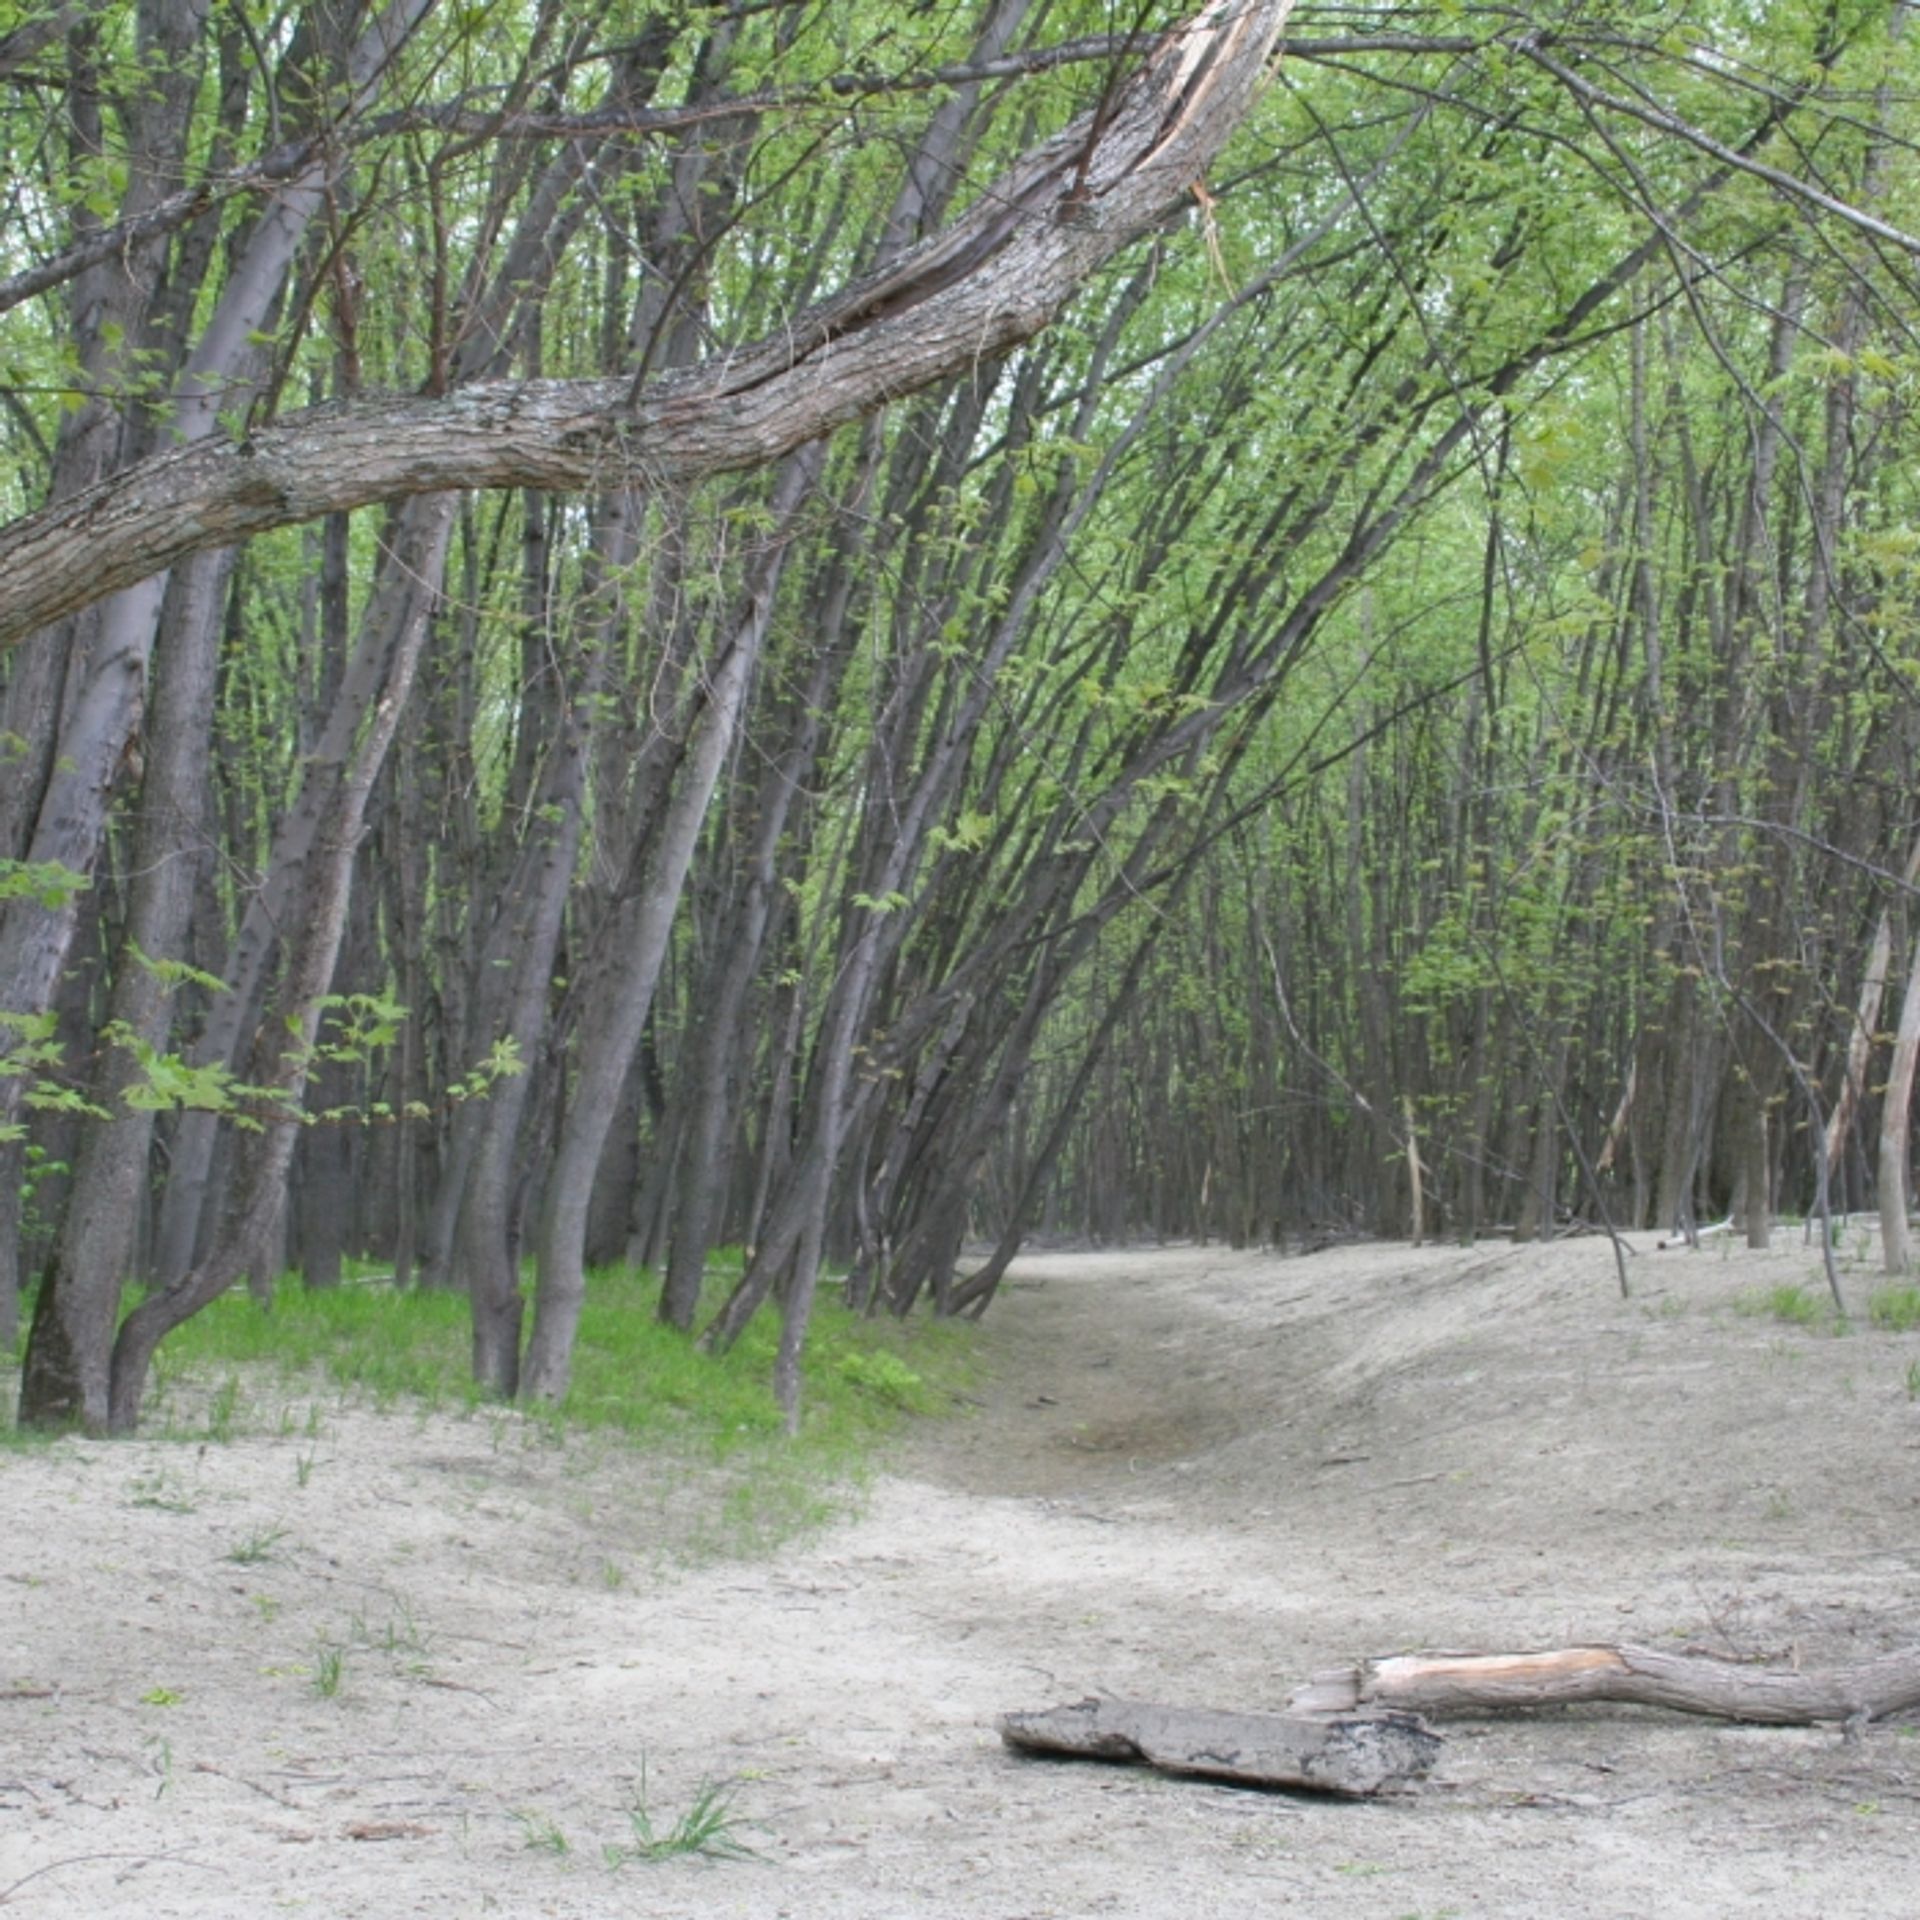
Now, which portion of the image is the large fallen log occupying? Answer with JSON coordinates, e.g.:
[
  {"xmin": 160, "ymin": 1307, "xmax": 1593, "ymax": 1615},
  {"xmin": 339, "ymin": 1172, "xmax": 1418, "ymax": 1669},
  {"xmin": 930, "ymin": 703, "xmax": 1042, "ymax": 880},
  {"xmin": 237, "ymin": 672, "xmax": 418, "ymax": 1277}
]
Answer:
[
  {"xmin": 1284, "ymin": 1643, "xmax": 1920, "ymax": 1726},
  {"xmin": 997, "ymin": 1696, "xmax": 1441, "ymax": 1797}
]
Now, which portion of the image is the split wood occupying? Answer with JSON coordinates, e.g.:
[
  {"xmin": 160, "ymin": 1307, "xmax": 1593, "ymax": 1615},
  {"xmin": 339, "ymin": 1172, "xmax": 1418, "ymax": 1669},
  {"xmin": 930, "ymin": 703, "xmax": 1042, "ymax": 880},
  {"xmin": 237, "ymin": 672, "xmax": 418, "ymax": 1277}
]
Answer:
[{"xmin": 1002, "ymin": 1641, "xmax": 1920, "ymax": 1799}]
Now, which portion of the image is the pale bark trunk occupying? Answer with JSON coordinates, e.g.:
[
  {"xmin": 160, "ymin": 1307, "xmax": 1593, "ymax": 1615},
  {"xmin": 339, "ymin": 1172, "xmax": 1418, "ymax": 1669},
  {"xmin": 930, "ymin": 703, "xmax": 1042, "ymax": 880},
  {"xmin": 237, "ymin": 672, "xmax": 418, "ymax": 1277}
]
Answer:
[
  {"xmin": 16, "ymin": 544, "xmax": 231, "ymax": 1430},
  {"xmin": 520, "ymin": 446, "xmax": 824, "ymax": 1401},
  {"xmin": 1288, "ymin": 1642, "xmax": 1920, "ymax": 1727},
  {"xmin": 1877, "ymin": 929, "xmax": 1920, "ymax": 1274}
]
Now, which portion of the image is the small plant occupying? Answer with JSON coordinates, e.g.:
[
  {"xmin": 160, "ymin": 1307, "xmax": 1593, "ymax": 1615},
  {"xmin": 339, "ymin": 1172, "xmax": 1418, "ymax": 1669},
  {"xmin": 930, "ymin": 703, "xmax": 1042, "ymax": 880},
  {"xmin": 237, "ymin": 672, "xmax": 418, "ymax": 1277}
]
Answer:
[
  {"xmin": 294, "ymin": 1446, "xmax": 318, "ymax": 1488},
  {"xmin": 607, "ymin": 1759, "xmax": 759, "ymax": 1866},
  {"xmin": 128, "ymin": 1469, "xmax": 196, "ymax": 1513},
  {"xmin": 225, "ymin": 1525, "xmax": 289, "ymax": 1566},
  {"xmin": 205, "ymin": 1373, "xmax": 243, "ymax": 1441},
  {"xmin": 1906, "ymin": 1359, "xmax": 1920, "ymax": 1402},
  {"xmin": 350, "ymin": 1598, "xmax": 432, "ymax": 1657},
  {"xmin": 1757, "ymin": 1283, "xmax": 1824, "ymax": 1327},
  {"xmin": 1869, "ymin": 1287, "xmax": 1920, "ymax": 1333},
  {"xmin": 836, "ymin": 1348, "xmax": 926, "ymax": 1409},
  {"xmin": 310, "ymin": 1641, "xmax": 347, "ymax": 1699},
  {"xmin": 513, "ymin": 1809, "xmax": 570, "ymax": 1856},
  {"xmin": 139, "ymin": 1685, "xmax": 183, "ymax": 1707}
]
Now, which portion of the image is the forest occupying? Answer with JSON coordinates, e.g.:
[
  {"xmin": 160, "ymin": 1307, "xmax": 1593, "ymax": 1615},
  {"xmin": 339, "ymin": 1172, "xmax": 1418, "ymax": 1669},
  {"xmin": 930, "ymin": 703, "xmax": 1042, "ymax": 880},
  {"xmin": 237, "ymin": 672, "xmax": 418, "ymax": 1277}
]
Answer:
[{"xmin": 4, "ymin": 0, "xmax": 1920, "ymax": 1438}]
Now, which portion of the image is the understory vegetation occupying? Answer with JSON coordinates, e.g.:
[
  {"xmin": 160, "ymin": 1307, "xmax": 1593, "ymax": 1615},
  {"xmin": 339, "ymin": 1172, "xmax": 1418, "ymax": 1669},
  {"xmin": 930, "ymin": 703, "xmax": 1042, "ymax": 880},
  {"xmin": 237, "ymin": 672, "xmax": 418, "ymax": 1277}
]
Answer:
[
  {"xmin": 7, "ymin": 1256, "xmax": 975, "ymax": 1550},
  {"xmin": 4, "ymin": 0, "xmax": 1920, "ymax": 1433}
]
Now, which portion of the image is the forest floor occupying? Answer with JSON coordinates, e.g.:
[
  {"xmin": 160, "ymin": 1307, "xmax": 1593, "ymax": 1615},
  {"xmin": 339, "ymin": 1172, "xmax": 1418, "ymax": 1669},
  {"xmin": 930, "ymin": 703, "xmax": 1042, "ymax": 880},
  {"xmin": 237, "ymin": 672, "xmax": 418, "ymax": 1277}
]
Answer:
[{"xmin": 4, "ymin": 1230, "xmax": 1919, "ymax": 1918}]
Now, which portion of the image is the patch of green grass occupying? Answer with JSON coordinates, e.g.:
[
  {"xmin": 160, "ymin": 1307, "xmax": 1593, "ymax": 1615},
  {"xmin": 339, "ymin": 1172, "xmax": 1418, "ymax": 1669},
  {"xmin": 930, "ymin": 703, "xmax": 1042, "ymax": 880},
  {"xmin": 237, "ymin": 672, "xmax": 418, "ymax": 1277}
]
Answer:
[
  {"xmin": 513, "ymin": 1809, "xmax": 570, "ymax": 1856},
  {"xmin": 310, "ymin": 1640, "xmax": 347, "ymax": 1699},
  {"xmin": 224, "ymin": 1525, "xmax": 289, "ymax": 1566},
  {"xmin": 607, "ymin": 1760, "xmax": 760, "ymax": 1866},
  {"xmin": 205, "ymin": 1372, "xmax": 243, "ymax": 1441},
  {"xmin": 1869, "ymin": 1286, "xmax": 1920, "ymax": 1333},
  {"xmin": 144, "ymin": 1257, "xmax": 976, "ymax": 1555},
  {"xmin": 1738, "ymin": 1282, "xmax": 1838, "ymax": 1330},
  {"xmin": 128, "ymin": 1467, "xmax": 196, "ymax": 1512},
  {"xmin": 349, "ymin": 1598, "xmax": 431, "ymax": 1657}
]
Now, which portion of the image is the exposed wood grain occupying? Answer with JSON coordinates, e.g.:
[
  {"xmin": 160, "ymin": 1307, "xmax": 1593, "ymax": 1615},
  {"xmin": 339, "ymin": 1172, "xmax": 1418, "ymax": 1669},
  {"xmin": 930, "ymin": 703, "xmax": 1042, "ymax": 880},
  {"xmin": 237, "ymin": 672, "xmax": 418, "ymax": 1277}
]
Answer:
[
  {"xmin": 998, "ymin": 1696, "xmax": 1441, "ymax": 1797},
  {"xmin": 1286, "ymin": 1643, "xmax": 1920, "ymax": 1725}
]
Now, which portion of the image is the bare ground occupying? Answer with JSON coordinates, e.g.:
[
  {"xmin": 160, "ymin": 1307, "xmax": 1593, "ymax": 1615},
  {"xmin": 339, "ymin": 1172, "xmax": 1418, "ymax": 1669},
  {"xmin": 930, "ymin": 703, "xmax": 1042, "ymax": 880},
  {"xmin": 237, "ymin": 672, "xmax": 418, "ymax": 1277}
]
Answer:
[{"xmin": 4, "ymin": 1232, "xmax": 1919, "ymax": 1918}]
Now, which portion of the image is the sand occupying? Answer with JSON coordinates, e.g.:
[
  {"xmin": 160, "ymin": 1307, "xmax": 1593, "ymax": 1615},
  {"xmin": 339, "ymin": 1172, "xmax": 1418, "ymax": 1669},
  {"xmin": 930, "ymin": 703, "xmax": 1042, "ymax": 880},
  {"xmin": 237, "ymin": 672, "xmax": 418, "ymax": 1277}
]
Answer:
[{"xmin": 4, "ymin": 1229, "xmax": 1918, "ymax": 1917}]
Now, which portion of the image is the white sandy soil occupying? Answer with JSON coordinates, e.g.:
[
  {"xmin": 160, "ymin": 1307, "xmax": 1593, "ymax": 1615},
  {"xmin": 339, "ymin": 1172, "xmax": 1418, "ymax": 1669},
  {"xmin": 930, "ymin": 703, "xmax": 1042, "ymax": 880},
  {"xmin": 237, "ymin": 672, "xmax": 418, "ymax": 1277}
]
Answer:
[{"xmin": 3, "ymin": 1231, "xmax": 1918, "ymax": 1918}]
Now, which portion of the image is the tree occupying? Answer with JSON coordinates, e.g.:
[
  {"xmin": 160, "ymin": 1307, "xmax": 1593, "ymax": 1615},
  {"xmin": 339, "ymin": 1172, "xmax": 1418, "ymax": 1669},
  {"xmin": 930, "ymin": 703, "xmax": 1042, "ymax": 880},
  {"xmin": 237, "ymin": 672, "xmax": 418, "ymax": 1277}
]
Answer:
[{"xmin": 2, "ymin": 0, "xmax": 1297, "ymax": 1428}]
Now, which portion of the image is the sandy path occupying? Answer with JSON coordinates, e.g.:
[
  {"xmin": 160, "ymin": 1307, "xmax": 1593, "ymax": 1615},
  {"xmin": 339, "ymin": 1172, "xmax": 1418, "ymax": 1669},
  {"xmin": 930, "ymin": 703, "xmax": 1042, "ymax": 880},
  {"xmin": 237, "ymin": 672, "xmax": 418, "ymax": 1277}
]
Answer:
[{"xmin": 4, "ymin": 1233, "xmax": 1918, "ymax": 1916}]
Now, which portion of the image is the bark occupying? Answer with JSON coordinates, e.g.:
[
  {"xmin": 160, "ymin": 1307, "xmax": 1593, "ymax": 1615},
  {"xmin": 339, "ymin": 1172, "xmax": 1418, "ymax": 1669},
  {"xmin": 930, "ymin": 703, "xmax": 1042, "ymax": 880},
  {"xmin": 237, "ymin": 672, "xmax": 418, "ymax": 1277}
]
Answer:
[
  {"xmin": 520, "ymin": 446, "xmax": 825, "ymax": 1402},
  {"xmin": 1287, "ymin": 1643, "xmax": 1920, "ymax": 1727},
  {"xmin": 1878, "ymin": 927, "xmax": 1920, "ymax": 1275},
  {"xmin": 0, "ymin": 0, "xmax": 1299, "ymax": 649},
  {"xmin": 16, "ymin": 545, "xmax": 231, "ymax": 1430},
  {"xmin": 999, "ymin": 1697, "xmax": 1439, "ymax": 1798}
]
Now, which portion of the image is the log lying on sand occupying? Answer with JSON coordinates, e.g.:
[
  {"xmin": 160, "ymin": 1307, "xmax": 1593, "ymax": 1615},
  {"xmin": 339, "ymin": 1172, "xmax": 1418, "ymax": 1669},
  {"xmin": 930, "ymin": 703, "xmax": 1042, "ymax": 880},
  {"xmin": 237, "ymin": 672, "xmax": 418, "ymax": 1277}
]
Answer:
[
  {"xmin": 998, "ymin": 1697, "xmax": 1441, "ymax": 1797},
  {"xmin": 1284, "ymin": 1643, "xmax": 1920, "ymax": 1726},
  {"xmin": 1002, "ymin": 1645, "xmax": 1920, "ymax": 1802}
]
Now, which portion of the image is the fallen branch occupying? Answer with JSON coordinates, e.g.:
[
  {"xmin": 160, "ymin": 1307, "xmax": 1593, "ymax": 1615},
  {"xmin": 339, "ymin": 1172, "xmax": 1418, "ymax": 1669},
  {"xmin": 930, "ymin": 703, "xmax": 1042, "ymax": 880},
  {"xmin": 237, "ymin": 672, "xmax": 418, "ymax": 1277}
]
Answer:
[
  {"xmin": 1284, "ymin": 1642, "xmax": 1920, "ymax": 1727},
  {"xmin": 998, "ymin": 1696, "xmax": 1440, "ymax": 1797}
]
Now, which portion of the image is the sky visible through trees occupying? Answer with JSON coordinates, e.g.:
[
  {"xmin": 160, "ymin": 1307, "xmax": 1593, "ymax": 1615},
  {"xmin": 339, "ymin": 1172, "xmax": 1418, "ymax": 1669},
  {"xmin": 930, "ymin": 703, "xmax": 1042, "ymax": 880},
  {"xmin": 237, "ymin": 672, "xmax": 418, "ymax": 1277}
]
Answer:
[{"xmin": 3, "ymin": 0, "xmax": 1920, "ymax": 1433}]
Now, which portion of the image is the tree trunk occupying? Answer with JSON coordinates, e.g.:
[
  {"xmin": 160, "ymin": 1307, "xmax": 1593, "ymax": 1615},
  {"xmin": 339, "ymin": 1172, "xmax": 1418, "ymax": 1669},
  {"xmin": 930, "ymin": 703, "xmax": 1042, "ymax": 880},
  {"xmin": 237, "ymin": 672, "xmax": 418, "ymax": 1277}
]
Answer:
[
  {"xmin": 1288, "ymin": 1642, "xmax": 1920, "ymax": 1727},
  {"xmin": 105, "ymin": 499, "xmax": 451, "ymax": 1430},
  {"xmin": 999, "ymin": 1697, "xmax": 1439, "ymax": 1798},
  {"xmin": 520, "ymin": 447, "xmax": 824, "ymax": 1401},
  {"xmin": 0, "ymin": 0, "xmax": 1300, "ymax": 648},
  {"xmin": 17, "ymin": 545, "xmax": 231, "ymax": 1429},
  {"xmin": 1877, "ymin": 929, "xmax": 1920, "ymax": 1274}
]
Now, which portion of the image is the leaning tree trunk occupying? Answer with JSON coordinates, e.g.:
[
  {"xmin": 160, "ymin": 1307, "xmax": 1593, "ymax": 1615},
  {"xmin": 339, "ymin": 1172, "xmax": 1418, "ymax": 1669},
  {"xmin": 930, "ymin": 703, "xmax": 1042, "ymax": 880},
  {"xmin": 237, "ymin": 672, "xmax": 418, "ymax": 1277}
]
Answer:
[
  {"xmin": 16, "ymin": 546, "xmax": 232, "ymax": 1430},
  {"xmin": 0, "ymin": 0, "xmax": 1301, "ymax": 649},
  {"xmin": 105, "ymin": 502, "xmax": 452, "ymax": 1432},
  {"xmin": 519, "ymin": 448, "xmax": 824, "ymax": 1402}
]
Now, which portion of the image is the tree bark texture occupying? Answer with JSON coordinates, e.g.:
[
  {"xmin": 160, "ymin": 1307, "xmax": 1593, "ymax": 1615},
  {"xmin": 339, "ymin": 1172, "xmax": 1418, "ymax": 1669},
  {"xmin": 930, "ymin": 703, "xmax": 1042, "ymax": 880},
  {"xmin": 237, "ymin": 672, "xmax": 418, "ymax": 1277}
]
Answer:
[
  {"xmin": 999, "ymin": 1697, "xmax": 1440, "ymax": 1798},
  {"xmin": 0, "ymin": 0, "xmax": 1297, "ymax": 648},
  {"xmin": 1286, "ymin": 1643, "xmax": 1920, "ymax": 1726}
]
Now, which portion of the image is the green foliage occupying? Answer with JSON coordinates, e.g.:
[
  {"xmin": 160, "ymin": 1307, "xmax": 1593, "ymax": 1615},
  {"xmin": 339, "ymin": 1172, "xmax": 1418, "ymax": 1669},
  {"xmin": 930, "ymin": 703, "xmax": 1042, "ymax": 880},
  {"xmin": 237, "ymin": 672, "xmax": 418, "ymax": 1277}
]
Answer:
[
  {"xmin": 145, "ymin": 1259, "xmax": 975, "ymax": 1552},
  {"xmin": 1740, "ymin": 1284, "xmax": 1837, "ymax": 1330},
  {"xmin": 607, "ymin": 1759, "xmax": 760, "ymax": 1866},
  {"xmin": 0, "ymin": 859, "xmax": 89, "ymax": 911},
  {"xmin": 1868, "ymin": 1288, "xmax": 1920, "ymax": 1334}
]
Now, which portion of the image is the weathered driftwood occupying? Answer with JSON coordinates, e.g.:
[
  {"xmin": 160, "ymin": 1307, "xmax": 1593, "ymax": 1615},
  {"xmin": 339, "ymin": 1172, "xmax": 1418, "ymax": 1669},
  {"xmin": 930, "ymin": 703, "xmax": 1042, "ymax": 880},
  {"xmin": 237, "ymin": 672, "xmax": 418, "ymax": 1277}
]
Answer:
[
  {"xmin": 997, "ymin": 1696, "xmax": 1441, "ymax": 1797},
  {"xmin": 1285, "ymin": 1643, "xmax": 1920, "ymax": 1726}
]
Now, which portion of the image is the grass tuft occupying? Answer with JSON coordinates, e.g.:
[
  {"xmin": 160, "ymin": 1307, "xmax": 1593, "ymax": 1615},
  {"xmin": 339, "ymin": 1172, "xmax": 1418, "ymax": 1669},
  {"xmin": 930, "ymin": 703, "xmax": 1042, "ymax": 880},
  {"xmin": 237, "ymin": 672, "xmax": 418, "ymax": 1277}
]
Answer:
[
  {"xmin": 608, "ymin": 1758, "xmax": 759, "ymax": 1866},
  {"xmin": 37, "ymin": 1256, "xmax": 976, "ymax": 1557},
  {"xmin": 1739, "ymin": 1282, "xmax": 1836, "ymax": 1330},
  {"xmin": 1868, "ymin": 1286, "xmax": 1920, "ymax": 1333}
]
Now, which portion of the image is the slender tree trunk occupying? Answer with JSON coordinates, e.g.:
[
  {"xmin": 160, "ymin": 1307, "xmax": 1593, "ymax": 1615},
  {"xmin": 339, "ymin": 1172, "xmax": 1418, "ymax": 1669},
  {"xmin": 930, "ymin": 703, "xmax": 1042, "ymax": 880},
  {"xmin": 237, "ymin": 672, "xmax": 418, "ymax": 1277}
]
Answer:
[
  {"xmin": 16, "ymin": 545, "xmax": 231, "ymax": 1428},
  {"xmin": 520, "ymin": 447, "xmax": 823, "ymax": 1401},
  {"xmin": 1878, "ymin": 929, "xmax": 1920, "ymax": 1275},
  {"xmin": 106, "ymin": 500, "xmax": 452, "ymax": 1430}
]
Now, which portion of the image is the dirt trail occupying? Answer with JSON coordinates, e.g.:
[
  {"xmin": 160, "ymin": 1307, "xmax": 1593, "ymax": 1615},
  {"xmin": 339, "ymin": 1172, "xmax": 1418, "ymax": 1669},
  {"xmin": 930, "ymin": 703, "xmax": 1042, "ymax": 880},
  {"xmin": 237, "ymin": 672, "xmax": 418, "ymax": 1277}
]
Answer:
[{"xmin": 4, "ymin": 1234, "xmax": 1919, "ymax": 1917}]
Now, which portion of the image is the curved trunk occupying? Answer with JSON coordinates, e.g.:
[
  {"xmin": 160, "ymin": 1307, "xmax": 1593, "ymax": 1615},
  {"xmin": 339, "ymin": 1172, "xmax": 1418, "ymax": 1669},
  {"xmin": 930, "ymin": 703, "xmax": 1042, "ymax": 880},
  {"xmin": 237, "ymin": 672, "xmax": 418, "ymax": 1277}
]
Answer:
[
  {"xmin": 17, "ymin": 545, "xmax": 231, "ymax": 1429},
  {"xmin": 0, "ymin": 0, "xmax": 1300, "ymax": 648}
]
